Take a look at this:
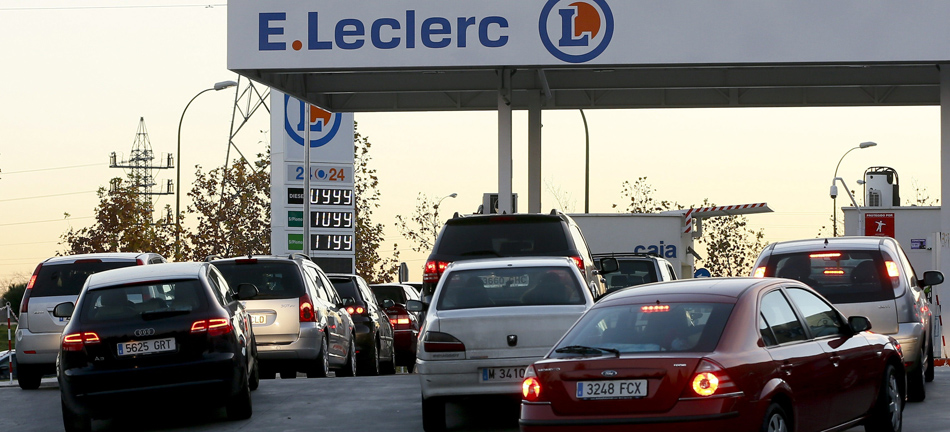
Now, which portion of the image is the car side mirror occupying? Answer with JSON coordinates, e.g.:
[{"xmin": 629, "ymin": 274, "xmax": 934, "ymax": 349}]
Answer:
[
  {"xmin": 382, "ymin": 299, "xmax": 396, "ymax": 309},
  {"xmin": 53, "ymin": 302, "xmax": 75, "ymax": 318},
  {"xmin": 848, "ymin": 315, "xmax": 872, "ymax": 333},
  {"xmin": 599, "ymin": 258, "xmax": 619, "ymax": 274},
  {"xmin": 406, "ymin": 300, "xmax": 425, "ymax": 312},
  {"xmin": 235, "ymin": 283, "xmax": 259, "ymax": 300},
  {"xmin": 922, "ymin": 271, "xmax": 944, "ymax": 287}
]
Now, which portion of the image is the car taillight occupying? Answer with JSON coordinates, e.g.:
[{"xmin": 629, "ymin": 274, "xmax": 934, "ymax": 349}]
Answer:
[
  {"xmin": 62, "ymin": 332, "xmax": 100, "ymax": 352},
  {"xmin": 885, "ymin": 261, "xmax": 900, "ymax": 278},
  {"xmin": 21, "ymin": 263, "xmax": 42, "ymax": 314},
  {"xmin": 136, "ymin": 258, "xmax": 146, "ymax": 266},
  {"xmin": 191, "ymin": 318, "xmax": 233, "ymax": 336},
  {"xmin": 686, "ymin": 359, "xmax": 736, "ymax": 397},
  {"xmin": 423, "ymin": 331, "xmax": 465, "ymax": 353},
  {"xmin": 389, "ymin": 314, "xmax": 412, "ymax": 330},
  {"xmin": 346, "ymin": 306, "xmax": 366, "ymax": 315},
  {"xmin": 641, "ymin": 305, "xmax": 670, "ymax": 313},
  {"xmin": 569, "ymin": 256, "xmax": 585, "ymax": 276},
  {"xmin": 522, "ymin": 365, "xmax": 541, "ymax": 402},
  {"xmin": 300, "ymin": 295, "xmax": 317, "ymax": 322},
  {"xmin": 752, "ymin": 266, "xmax": 766, "ymax": 278},
  {"xmin": 423, "ymin": 260, "xmax": 450, "ymax": 283}
]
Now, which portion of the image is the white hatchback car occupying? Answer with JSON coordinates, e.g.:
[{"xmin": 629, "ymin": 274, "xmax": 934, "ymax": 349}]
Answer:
[{"xmin": 408, "ymin": 257, "xmax": 595, "ymax": 432}]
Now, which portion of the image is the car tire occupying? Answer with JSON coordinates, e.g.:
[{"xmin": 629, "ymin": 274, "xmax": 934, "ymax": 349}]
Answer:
[
  {"xmin": 422, "ymin": 396, "xmax": 446, "ymax": 432},
  {"xmin": 358, "ymin": 337, "xmax": 380, "ymax": 376},
  {"xmin": 307, "ymin": 335, "xmax": 330, "ymax": 378},
  {"xmin": 337, "ymin": 336, "xmax": 357, "ymax": 377},
  {"xmin": 906, "ymin": 349, "xmax": 926, "ymax": 402},
  {"xmin": 925, "ymin": 344, "xmax": 935, "ymax": 383},
  {"xmin": 760, "ymin": 403, "xmax": 790, "ymax": 432},
  {"xmin": 248, "ymin": 359, "xmax": 260, "ymax": 391},
  {"xmin": 406, "ymin": 361, "xmax": 415, "ymax": 374},
  {"xmin": 225, "ymin": 379, "xmax": 253, "ymax": 421},
  {"xmin": 865, "ymin": 364, "xmax": 903, "ymax": 432},
  {"xmin": 16, "ymin": 361, "xmax": 41, "ymax": 390},
  {"xmin": 280, "ymin": 370, "xmax": 297, "ymax": 379},
  {"xmin": 381, "ymin": 341, "xmax": 396, "ymax": 375},
  {"xmin": 61, "ymin": 396, "xmax": 92, "ymax": 432}
]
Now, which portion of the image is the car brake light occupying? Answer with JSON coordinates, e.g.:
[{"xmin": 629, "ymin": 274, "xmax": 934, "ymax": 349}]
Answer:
[
  {"xmin": 191, "ymin": 318, "xmax": 233, "ymax": 336},
  {"xmin": 641, "ymin": 305, "xmax": 670, "ymax": 313},
  {"xmin": 300, "ymin": 295, "xmax": 317, "ymax": 323},
  {"xmin": 823, "ymin": 269, "xmax": 846, "ymax": 275},
  {"xmin": 423, "ymin": 331, "xmax": 465, "ymax": 353},
  {"xmin": 522, "ymin": 365, "xmax": 541, "ymax": 401},
  {"xmin": 569, "ymin": 256, "xmax": 585, "ymax": 276},
  {"xmin": 235, "ymin": 258, "xmax": 258, "ymax": 264},
  {"xmin": 136, "ymin": 258, "xmax": 146, "ymax": 266},
  {"xmin": 686, "ymin": 359, "xmax": 736, "ymax": 397},
  {"xmin": 389, "ymin": 314, "xmax": 412, "ymax": 330},
  {"xmin": 809, "ymin": 252, "xmax": 842, "ymax": 258},
  {"xmin": 752, "ymin": 266, "xmax": 766, "ymax": 278},
  {"xmin": 423, "ymin": 260, "xmax": 450, "ymax": 283},
  {"xmin": 21, "ymin": 263, "xmax": 41, "ymax": 314},
  {"xmin": 346, "ymin": 306, "xmax": 366, "ymax": 315},
  {"xmin": 62, "ymin": 332, "xmax": 100, "ymax": 352},
  {"xmin": 885, "ymin": 261, "xmax": 900, "ymax": 278}
]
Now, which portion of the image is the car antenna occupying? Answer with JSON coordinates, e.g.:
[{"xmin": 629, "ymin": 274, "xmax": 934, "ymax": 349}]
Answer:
[{"xmin": 824, "ymin": 238, "xmax": 829, "ymax": 248}]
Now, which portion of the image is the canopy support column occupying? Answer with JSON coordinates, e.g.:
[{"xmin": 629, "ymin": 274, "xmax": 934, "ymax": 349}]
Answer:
[
  {"xmin": 497, "ymin": 68, "xmax": 513, "ymax": 214},
  {"xmin": 528, "ymin": 90, "xmax": 542, "ymax": 214}
]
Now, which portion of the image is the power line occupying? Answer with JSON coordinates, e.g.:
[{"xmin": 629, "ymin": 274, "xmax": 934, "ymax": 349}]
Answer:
[
  {"xmin": 0, "ymin": 191, "xmax": 96, "ymax": 202},
  {"xmin": 0, "ymin": 241, "xmax": 59, "ymax": 247},
  {"xmin": 0, "ymin": 217, "xmax": 93, "ymax": 227},
  {"xmin": 0, "ymin": 3, "xmax": 226, "ymax": 11},
  {"xmin": 2, "ymin": 163, "xmax": 104, "ymax": 175}
]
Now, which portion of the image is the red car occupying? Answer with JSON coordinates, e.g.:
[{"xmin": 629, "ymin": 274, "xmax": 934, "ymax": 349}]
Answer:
[{"xmin": 520, "ymin": 278, "xmax": 905, "ymax": 432}]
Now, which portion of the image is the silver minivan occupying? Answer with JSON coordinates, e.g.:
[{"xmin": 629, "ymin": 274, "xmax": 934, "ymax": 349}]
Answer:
[
  {"xmin": 752, "ymin": 236, "xmax": 943, "ymax": 402},
  {"xmin": 15, "ymin": 252, "xmax": 166, "ymax": 389}
]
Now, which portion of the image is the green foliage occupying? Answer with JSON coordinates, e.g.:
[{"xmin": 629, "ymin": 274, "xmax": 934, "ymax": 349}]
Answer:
[
  {"xmin": 394, "ymin": 193, "xmax": 443, "ymax": 254},
  {"xmin": 354, "ymin": 123, "xmax": 400, "ymax": 283},
  {"xmin": 695, "ymin": 200, "xmax": 769, "ymax": 277},
  {"xmin": 2, "ymin": 281, "xmax": 26, "ymax": 312},
  {"xmin": 613, "ymin": 177, "xmax": 683, "ymax": 213}
]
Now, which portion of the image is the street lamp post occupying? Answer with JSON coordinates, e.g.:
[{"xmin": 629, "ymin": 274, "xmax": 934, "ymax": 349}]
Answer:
[
  {"xmin": 580, "ymin": 109, "xmax": 590, "ymax": 213},
  {"xmin": 832, "ymin": 141, "xmax": 877, "ymax": 236},
  {"xmin": 175, "ymin": 80, "xmax": 238, "ymax": 261},
  {"xmin": 433, "ymin": 193, "xmax": 458, "ymax": 245}
]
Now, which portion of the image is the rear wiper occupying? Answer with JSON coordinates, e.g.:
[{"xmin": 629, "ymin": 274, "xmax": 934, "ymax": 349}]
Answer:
[
  {"xmin": 141, "ymin": 309, "xmax": 191, "ymax": 320},
  {"xmin": 554, "ymin": 345, "xmax": 620, "ymax": 357},
  {"xmin": 459, "ymin": 250, "xmax": 502, "ymax": 257}
]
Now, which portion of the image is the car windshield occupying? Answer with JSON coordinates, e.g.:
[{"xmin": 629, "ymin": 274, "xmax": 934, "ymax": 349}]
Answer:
[
  {"xmin": 214, "ymin": 261, "xmax": 305, "ymax": 300},
  {"xmin": 551, "ymin": 302, "xmax": 734, "ymax": 356},
  {"xmin": 436, "ymin": 266, "xmax": 584, "ymax": 310},
  {"xmin": 79, "ymin": 279, "xmax": 208, "ymax": 323},
  {"xmin": 370, "ymin": 286, "xmax": 407, "ymax": 305},
  {"xmin": 32, "ymin": 261, "xmax": 135, "ymax": 297},
  {"xmin": 435, "ymin": 220, "xmax": 570, "ymax": 257},
  {"xmin": 765, "ymin": 250, "xmax": 897, "ymax": 303}
]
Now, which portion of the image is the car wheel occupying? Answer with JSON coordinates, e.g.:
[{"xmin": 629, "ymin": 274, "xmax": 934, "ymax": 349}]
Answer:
[
  {"xmin": 760, "ymin": 403, "xmax": 789, "ymax": 432},
  {"xmin": 381, "ymin": 341, "xmax": 396, "ymax": 375},
  {"xmin": 225, "ymin": 379, "xmax": 253, "ymax": 421},
  {"xmin": 61, "ymin": 395, "xmax": 92, "ymax": 432},
  {"xmin": 422, "ymin": 396, "xmax": 446, "ymax": 432},
  {"xmin": 406, "ymin": 361, "xmax": 415, "ymax": 374},
  {"xmin": 865, "ymin": 364, "xmax": 903, "ymax": 432},
  {"xmin": 925, "ymin": 344, "xmax": 935, "ymax": 383},
  {"xmin": 337, "ymin": 336, "xmax": 357, "ymax": 377},
  {"xmin": 307, "ymin": 335, "xmax": 330, "ymax": 378},
  {"xmin": 358, "ymin": 337, "xmax": 380, "ymax": 376},
  {"xmin": 906, "ymin": 349, "xmax": 926, "ymax": 402},
  {"xmin": 248, "ymin": 358, "xmax": 260, "ymax": 391},
  {"xmin": 16, "ymin": 362, "xmax": 41, "ymax": 390}
]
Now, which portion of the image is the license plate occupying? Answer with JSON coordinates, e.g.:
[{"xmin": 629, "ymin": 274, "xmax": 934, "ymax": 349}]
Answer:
[
  {"xmin": 250, "ymin": 314, "xmax": 267, "ymax": 325},
  {"xmin": 480, "ymin": 367, "xmax": 526, "ymax": 382},
  {"xmin": 576, "ymin": 380, "xmax": 648, "ymax": 399},
  {"xmin": 117, "ymin": 338, "xmax": 176, "ymax": 356}
]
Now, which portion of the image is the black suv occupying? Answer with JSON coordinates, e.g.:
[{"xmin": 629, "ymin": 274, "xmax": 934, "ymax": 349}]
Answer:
[
  {"xmin": 327, "ymin": 274, "xmax": 396, "ymax": 376},
  {"xmin": 422, "ymin": 211, "xmax": 616, "ymax": 300}
]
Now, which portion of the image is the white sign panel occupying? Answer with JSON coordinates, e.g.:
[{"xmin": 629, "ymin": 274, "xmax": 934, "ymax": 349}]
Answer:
[{"xmin": 230, "ymin": 0, "xmax": 950, "ymax": 70}]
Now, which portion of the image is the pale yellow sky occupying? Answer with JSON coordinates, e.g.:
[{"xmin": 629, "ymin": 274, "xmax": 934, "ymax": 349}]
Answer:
[{"xmin": 0, "ymin": 2, "xmax": 942, "ymax": 283}]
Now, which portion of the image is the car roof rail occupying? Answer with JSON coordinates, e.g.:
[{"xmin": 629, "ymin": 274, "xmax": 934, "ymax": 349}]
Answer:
[
  {"xmin": 205, "ymin": 254, "xmax": 223, "ymax": 262},
  {"xmin": 289, "ymin": 253, "xmax": 312, "ymax": 262}
]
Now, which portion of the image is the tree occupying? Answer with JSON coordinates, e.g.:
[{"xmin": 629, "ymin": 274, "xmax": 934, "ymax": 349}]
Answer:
[
  {"xmin": 695, "ymin": 200, "xmax": 769, "ymax": 277},
  {"xmin": 612, "ymin": 177, "xmax": 682, "ymax": 213},
  {"xmin": 185, "ymin": 149, "xmax": 271, "ymax": 260},
  {"xmin": 2, "ymin": 281, "xmax": 26, "ymax": 313},
  {"xmin": 544, "ymin": 178, "xmax": 577, "ymax": 213},
  {"xmin": 907, "ymin": 178, "xmax": 940, "ymax": 206},
  {"xmin": 61, "ymin": 175, "xmax": 176, "ymax": 257},
  {"xmin": 354, "ymin": 124, "xmax": 400, "ymax": 283},
  {"xmin": 394, "ymin": 193, "xmax": 444, "ymax": 254}
]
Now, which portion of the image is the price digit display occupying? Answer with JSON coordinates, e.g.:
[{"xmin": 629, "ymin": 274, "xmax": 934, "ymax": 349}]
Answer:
[
  {"xmin": 310, "ymin": 187, "xmax": 353, "ymax": 206},
  {"xmin": 311, "ymin": 211, "xmax": 354, "ymax": 228},
  {"xmin": 311, "ymin": 234, "xmax": 353, "ymax": 251}
]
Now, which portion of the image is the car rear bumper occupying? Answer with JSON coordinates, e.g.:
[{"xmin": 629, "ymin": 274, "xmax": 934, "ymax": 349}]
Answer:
[
  {"xmin": 418, "ymin": 356, "xmax": 540, "ymax": 399},
  {"xmin": 393, "ymin": 329, "xmax": 418, "ymax": 360},
  {"xmin": 60, "ymin": 352, "xmax": 244, "ymax": 415},
  {"xmin": 14, "ymin": 327, "xmax": 60, "ymax": 366},
  {"xmin": 256, "ymin": 324, "xmax": 323, "ymax": 362},
  {"xmin": 519, "ymin": 393, "xmax": 751, "ymax": 432}
]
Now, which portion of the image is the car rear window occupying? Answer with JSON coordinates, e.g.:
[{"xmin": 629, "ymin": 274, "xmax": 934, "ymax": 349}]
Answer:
[
  {"xmin": 214, "ymin": 261, "xmax": 305, "ymax": 299},
  {"xmin": 370, "ymin": 286, "xmax": 407, "ymax": 305},
  {"xmin": 552, "ymin": 302, "xmax": 734, "ymax": 356},
  {"xmin": 607, "ymin": 259, "xmax": 659, "ymax": 290},
  {"xmin": 435, "ymin": 220, "xmax": 570, "ymax": 257},
  {"xmin": 329, "ymin": 278, "xmax": 360, "ymax": 301},
  {"xmin": 79, "ymin": 279, "xmax": 209, "ymax": 323},
  {"xmin": 436, "ymin": 266, "xmax": 584, "ymax": 310},
  {"xmin": 32, "ymin": 261, "xmax": 136, "ymax": 297},
  {"xmin": 764, "ymin": 251, "xmax": 896, "ymax": 303}
]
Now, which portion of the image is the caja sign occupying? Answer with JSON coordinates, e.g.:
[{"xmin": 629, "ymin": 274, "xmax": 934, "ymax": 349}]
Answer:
[{"xmin": 539, "ymin": 0, "xmax": 614, "ymax": 63}]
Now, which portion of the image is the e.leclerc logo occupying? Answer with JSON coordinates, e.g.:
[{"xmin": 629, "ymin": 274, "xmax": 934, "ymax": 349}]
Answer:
[
  {"xmin": 539, "ymin": 0, "xmax": 613, "ymax": 64},
  {"xmin": 284, "ymin": 94, "xmax": 342, "ymax": 148}
]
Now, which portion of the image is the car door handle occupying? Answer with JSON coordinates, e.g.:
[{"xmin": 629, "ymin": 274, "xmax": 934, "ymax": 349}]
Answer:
[
  {"xmin": 780, "ymin": 363, "xmax": 793, "ymax": 376},
  {"xmin": 829, "ymin": 354, "xmax": 841, "ymax": 367}
]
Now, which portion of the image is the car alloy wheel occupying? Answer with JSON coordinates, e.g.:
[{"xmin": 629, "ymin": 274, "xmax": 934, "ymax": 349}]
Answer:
[
  {"xmin": 337, "ymin": 336, "xmax": 357, "ymax": 377},
  {"xmin": 307, "ymin": 335, "xmax": 329, "ymax": 378},
  {"xmin": 867, "ymin": 365, "xmax": 903, "ymax": 432},
  {"xmin": 760, "ymin": 403, "xmax": 788, "ymax": 432},
  {"xmin": 906, "ymin": 349, "xmax": 926, "ymax": 402}
]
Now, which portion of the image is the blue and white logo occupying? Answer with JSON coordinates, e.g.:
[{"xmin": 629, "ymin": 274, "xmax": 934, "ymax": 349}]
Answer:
[
  {"xmin": 284, "ymin": 94, "xmax": 342, "ymax": 148},
  {"xmin": 539, "ymin": 0, "xmax": 614, "ymax": 63}
]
